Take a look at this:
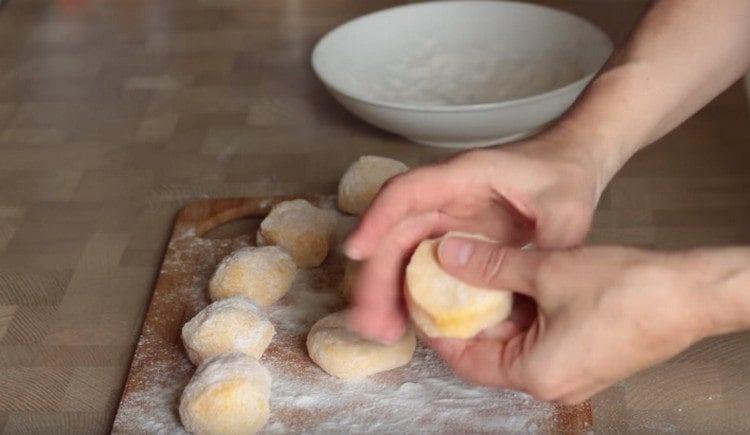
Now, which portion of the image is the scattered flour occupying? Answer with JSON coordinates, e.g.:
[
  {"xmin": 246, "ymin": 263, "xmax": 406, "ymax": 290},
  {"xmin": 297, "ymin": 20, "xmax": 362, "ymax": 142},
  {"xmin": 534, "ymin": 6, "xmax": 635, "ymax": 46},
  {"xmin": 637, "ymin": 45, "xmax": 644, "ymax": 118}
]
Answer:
[
  {"xmin": 114, "ymin": 197, "xmax": 555, "ymax": 433},
  {"xmin": 351, "ymin": 44, "xmax": 582, "ymax": 105}
]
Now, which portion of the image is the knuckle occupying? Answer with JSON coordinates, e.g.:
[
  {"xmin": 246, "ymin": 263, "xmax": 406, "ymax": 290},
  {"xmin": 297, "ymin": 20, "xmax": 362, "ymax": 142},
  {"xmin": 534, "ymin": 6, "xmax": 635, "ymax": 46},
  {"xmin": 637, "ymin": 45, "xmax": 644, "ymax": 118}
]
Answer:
[
  {"xmin": 374, "ymin": 173, "xmax": 418, "ymax": 215},
  {"xmin": 478, "ymin": 246, "xmax": 506, "ymax": 283},
  {"xmin": 379, "ymin": 165, "xmax": 436, "ymax": 202},
  {"xmin": 379, "ymin": 173, "xmax": 407, "ymax": 197}
]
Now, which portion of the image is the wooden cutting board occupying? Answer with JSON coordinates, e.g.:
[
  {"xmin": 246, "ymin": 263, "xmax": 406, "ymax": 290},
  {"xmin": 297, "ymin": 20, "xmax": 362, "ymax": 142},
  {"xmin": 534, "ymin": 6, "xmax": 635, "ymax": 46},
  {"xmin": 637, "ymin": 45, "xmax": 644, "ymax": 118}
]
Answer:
[{"xmin": 111, "ymin": 196, "xmax": 592, "ymax": 433}]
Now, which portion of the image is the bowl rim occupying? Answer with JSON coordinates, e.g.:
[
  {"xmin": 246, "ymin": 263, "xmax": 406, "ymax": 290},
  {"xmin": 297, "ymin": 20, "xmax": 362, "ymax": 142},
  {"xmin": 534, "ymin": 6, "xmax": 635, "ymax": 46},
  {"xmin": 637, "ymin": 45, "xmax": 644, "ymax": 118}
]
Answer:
[{"xmin": 311, "ymin": 0, "xmax": 613, "ymax": 113}]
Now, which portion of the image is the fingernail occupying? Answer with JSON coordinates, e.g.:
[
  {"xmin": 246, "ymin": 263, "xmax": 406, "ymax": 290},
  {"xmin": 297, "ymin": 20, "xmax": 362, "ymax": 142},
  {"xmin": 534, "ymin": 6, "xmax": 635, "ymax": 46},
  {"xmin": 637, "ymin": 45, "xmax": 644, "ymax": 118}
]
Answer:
[{"xmin": 439, "ymin": 237, "xmax": 474, "ymax": 267}]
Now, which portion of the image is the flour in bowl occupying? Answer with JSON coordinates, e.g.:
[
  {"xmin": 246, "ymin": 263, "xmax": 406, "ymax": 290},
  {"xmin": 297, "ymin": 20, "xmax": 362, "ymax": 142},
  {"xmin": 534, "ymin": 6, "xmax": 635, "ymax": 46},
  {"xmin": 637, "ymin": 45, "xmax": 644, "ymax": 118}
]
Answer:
[{"xmin": 352, "ymin": 45, "xmax": 582, "ymax": 105}]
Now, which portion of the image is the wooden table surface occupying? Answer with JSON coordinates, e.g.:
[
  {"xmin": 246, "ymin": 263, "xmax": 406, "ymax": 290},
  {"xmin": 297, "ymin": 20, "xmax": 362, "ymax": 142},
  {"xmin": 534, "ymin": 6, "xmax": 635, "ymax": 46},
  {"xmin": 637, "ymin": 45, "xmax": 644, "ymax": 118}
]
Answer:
[{"xmin": 0, "ymin": 0, "xmax": 748, "ymax": 433}]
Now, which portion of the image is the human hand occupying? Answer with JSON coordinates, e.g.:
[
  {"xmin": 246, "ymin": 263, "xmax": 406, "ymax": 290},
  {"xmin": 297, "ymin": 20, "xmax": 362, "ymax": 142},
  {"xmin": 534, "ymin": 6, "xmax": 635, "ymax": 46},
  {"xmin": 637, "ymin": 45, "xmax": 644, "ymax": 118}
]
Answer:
[
  {"xmin": 346, "ymin": 129, "xmax": 606, "ymax": 342},
  {"xmin": 429, "ymin": 235, "xmax": 708, "ymax": 404}
]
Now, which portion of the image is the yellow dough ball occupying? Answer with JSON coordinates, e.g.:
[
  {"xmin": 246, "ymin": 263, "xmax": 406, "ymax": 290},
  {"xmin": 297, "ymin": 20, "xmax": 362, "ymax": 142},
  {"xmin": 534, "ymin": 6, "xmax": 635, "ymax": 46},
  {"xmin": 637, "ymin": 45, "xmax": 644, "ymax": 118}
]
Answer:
[
  {"xmin": 179, "ymin": 353, "xmax": 271, "ymax": 435},
  {"xmin": 209, "ymin": 246, "xmax": 297, "ymax": 305},
  {"xmin": 257, "ymin": 199, "xmax": 336, "ymax": 268},
  {"xmin": 341, "ymin": 260, "xmax": 361, "ymax": 302},
  {"xmin": 182, "ymin": 297, "xmax": 275, "ymax": 365},
  {"xmin": 306, "ymin": 311, "xmax": 416, "ymax": 380},
  {"xmin": 405, "ymin": 233, "xmax": 512, "ymax": 339},
  {"xmin": 337, "ymin": 155, "xmax": 408, "ymax": 215}
]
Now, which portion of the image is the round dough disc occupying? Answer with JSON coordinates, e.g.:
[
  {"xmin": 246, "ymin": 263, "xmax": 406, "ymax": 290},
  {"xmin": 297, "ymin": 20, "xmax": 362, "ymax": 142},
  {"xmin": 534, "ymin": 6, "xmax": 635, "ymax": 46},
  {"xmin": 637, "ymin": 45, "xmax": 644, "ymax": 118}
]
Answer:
[
  {"xmin": 306, "ymin": 311, "xmax": 416, "ymax": 380},
  {"xmin": 209, "ymin": 245, "xmax": 297, "ymax": 305},
  {"xmin": 257, "ymin": 199, "xmax": 336, "ymax": 268},
  {"xmin": 405, "ymin": 234, "xmax": 512, "ymax": 338},
  {"xmin": 182, "ymin": 296, "xmax": 275, "ymax": 365},
  {"xmin": 179, "ymin": 353, "xmax": 271, "ymax": 435},
  {"xmin": 337, "ymin": 155, "xmax": 408, "ymax": 215}
]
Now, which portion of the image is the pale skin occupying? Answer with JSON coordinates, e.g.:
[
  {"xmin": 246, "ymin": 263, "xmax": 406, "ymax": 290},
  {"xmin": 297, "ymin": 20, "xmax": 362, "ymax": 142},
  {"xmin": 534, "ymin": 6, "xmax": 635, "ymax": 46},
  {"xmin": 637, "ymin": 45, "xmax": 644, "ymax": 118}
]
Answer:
[{"xmin": 345, "ymin": 0, "xmax": 750, "ymax": 404}]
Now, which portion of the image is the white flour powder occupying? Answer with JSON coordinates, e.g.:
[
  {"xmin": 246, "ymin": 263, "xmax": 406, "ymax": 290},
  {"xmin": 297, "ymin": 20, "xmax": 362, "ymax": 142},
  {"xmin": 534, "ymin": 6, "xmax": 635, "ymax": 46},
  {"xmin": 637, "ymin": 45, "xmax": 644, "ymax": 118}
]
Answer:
[
  {"xmin": 115, "ymin": 200, "xmax": 556, "ymax": 433},
  {"xmin": 351, "ymin": 45, "xmax": 582, "ymax": 105}
]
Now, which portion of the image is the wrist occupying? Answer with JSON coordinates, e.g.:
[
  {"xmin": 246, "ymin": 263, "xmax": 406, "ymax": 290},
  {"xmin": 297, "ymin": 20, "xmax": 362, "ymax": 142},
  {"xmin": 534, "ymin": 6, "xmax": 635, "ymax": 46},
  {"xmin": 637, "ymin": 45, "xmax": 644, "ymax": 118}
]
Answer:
[
  {"xmin": 533, "ymin": 120, "xmax": 624, "ymax": 199},
  {"xmin": 539, "ymin": 61, "xmax": 659, "ymax": 190},
  {"xmin": 677, "ymin": 248, "xmax": 750, "ymax": 338}
]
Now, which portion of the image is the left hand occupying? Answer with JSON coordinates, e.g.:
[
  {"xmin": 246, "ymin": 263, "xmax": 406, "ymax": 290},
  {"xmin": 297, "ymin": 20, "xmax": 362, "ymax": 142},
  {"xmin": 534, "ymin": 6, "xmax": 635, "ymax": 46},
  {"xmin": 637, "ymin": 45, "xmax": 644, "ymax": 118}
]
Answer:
[
  {"xmin": 427, "ymin": 235, "xmax": 710, "ymax": 404},
  {"xmin": 345, "ymin": 133, "xmax": 604, "ymax": 343}
]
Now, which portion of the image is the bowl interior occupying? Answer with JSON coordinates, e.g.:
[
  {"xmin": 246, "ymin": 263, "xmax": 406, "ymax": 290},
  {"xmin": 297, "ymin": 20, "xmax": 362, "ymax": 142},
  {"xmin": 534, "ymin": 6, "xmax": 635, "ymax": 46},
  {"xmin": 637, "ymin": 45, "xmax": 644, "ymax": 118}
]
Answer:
[{"xmin": 313, "ymin": 1, "xmax": 613, "ymax": 108}]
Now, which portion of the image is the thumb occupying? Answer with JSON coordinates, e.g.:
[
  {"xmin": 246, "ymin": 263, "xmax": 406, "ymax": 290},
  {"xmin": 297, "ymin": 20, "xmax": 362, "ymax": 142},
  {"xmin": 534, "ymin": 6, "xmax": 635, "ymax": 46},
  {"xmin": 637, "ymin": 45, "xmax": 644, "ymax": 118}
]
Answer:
[{"xmin": 437, "ymin": 235, "xmax": 542, "ymax": 295}]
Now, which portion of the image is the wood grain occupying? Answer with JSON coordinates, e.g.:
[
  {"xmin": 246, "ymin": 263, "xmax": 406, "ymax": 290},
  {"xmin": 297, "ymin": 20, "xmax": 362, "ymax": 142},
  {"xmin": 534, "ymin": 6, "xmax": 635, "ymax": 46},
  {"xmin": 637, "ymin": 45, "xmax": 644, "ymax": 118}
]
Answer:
[{"xmin": 112, "ymin": 196, "xmax": 591, "ymax": 433}]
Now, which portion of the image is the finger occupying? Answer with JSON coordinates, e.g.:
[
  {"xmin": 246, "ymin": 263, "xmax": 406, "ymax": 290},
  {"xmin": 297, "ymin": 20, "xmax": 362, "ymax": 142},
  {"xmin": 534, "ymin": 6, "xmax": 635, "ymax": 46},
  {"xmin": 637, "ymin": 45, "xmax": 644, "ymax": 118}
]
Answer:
[
  {"xmin": 475, "ymin": 320, "xmax": 524, "ymax": 341},
  {"xmin": 426, "ymin": 337, "xmax": 513, "ymax": 388},
  {"xmin": 475, "ymin": 294, "xmax": 537, "ymax": 340},
  {"xmin": 345, "ymin": 164, "xmax": 453, "ymax": 260},
  {"xmin": 447, "ymin": 201, "xmax": 533, "ymax": 248},
  {"xmin": 347, "ymin": 211, "xmax": 451, "ymax": 343},
  {"xmin": 437, "ymin": 235, "xmax": 544, "ymax": 295}
]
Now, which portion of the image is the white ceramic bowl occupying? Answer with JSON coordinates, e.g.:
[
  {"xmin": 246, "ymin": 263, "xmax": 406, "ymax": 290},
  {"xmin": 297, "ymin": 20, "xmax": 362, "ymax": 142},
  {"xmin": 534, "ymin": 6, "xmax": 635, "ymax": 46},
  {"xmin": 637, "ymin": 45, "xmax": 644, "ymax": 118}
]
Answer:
[{"xmin": 312, "ymin": 1, "xmax": 612, "ymax": 148}]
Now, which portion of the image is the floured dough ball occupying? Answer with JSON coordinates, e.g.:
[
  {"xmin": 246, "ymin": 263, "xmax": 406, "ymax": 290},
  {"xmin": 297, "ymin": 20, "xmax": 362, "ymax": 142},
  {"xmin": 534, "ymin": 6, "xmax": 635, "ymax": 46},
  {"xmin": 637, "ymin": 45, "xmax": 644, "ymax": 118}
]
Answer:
[
  {"xmin": 180, "ymin": 353, "xmax": 271, "ymax": 435},
  {"xmin": 209, "ymin": 245, "xmax": 297, "ymax": 305},
  {"xmin": 341, "ymin": 260, "xmax": 362, "ymax": 302},
  {"xmin": 182, "ymin": 297, "xmax": 275, "ymax": 365},
  {"xmin": 307, "ymin": 311, "xmax": 416, "ymax": 379},
  {"xmin": 405, "ymin": 233, "xmax": 512, "ymax": 339},
  {"xmin": 337, "ymin": 155, "xmax": 408, "ymax": 215},
  {"xmin": 257, "ymin": 199, "xmax": 336, "ymax": 268}
]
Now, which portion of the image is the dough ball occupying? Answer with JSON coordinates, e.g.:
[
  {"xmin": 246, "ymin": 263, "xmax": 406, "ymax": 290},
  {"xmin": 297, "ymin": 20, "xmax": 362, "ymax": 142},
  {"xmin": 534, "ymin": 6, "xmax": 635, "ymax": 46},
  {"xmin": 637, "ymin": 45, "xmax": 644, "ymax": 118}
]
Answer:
[
  {"xmin": 341, "ymin": 260, "xmax": 362, "ymax": 302},
  {"xmin": 180, "ymin": 353, "xmax": 271, "ymax": 435},
  {"xmin": 405, "ymin": 233, "xmax": 512, "ymax": 339},
  {"xmin": 306, "ymin": 311, "xmax": 416, "ymax": 379},
  {"xmin": 182, "ymin": 296, "xmax": 275, "ymax": 365},
  {"xmin": 209, "ymin": 245, "xmax": 297, "ymax": 305},
  {"xmin": 337, "ymin": 155, "xmax": 408, "ymax": 215},
  {"xmin": 257, "ymin": 199, "xmax": 336, "ymax": 268}
]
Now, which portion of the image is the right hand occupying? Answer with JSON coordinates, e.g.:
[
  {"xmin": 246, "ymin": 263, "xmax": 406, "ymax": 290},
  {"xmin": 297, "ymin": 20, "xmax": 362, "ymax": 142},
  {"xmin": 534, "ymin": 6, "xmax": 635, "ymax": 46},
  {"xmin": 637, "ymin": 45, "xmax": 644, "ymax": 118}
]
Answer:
[
  {"xmin": 429, "ymin": 238, "xmax": 707, "ymax": 404},
  {"xmin": 345, "ymin": 129, "xmax": 608, "ymax": 342}
]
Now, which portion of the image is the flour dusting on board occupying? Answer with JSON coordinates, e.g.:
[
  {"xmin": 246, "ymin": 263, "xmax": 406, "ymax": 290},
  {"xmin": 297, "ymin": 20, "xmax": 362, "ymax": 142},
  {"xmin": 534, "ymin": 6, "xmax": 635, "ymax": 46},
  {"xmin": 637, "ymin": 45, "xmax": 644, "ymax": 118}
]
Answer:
[{"xmin": 114, "ymin": 197, "xmax": 558, "ymax": 433}]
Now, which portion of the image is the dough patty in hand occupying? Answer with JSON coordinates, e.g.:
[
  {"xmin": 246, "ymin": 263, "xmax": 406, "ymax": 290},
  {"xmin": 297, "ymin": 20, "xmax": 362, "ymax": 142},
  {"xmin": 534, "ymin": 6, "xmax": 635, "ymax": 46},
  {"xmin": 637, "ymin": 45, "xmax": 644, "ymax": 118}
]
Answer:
[{"xmin": 406, "ymin": 233, "xmax": 512, "ymax": 339}]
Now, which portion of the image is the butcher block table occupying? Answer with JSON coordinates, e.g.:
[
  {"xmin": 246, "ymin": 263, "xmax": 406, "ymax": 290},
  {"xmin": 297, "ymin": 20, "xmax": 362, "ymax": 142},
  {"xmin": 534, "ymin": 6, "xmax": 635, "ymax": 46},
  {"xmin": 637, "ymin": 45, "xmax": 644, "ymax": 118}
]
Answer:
[{"xmin": 0, "ymin": 0, "xmax": 749, "ymax": 433}]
